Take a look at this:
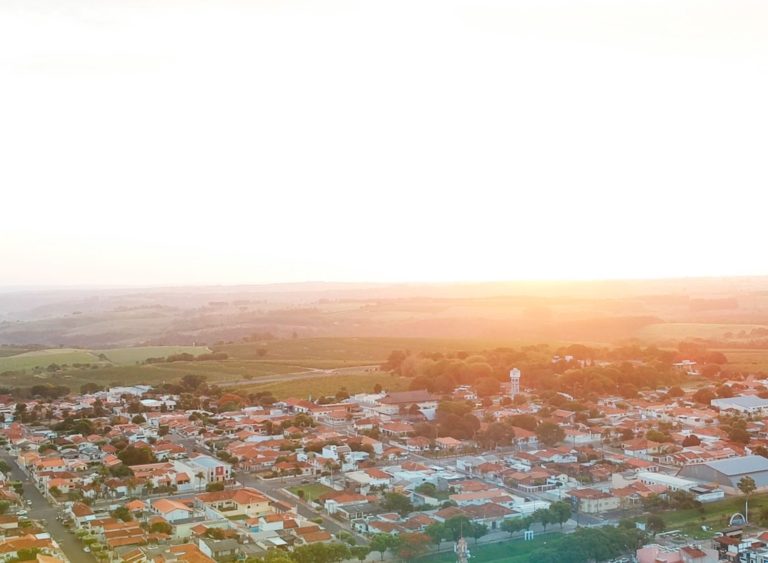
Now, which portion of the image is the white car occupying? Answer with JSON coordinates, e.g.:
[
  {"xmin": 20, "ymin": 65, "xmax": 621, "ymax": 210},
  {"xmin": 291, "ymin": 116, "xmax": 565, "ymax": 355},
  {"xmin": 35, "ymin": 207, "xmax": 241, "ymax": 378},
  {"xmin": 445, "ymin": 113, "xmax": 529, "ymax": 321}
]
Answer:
[{"xmin": 83, "ymin": 547, "xmax": 91, "ymax": 553}]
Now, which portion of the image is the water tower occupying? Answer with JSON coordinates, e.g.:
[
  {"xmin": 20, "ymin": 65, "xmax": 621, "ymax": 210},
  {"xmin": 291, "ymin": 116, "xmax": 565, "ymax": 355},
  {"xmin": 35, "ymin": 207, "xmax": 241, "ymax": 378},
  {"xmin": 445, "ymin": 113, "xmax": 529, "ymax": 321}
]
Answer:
[{"xmin": 509, "ymin": 368, "xmax": 521, "ymax": 398}]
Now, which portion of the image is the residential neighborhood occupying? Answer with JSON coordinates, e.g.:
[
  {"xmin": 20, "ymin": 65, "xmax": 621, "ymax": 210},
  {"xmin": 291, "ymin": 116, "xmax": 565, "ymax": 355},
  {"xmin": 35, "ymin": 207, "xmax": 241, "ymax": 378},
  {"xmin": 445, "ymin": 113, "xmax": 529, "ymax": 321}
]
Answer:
[{"xmin": 2, "ymin": 346, "xmax": 768, "ymax": 562}]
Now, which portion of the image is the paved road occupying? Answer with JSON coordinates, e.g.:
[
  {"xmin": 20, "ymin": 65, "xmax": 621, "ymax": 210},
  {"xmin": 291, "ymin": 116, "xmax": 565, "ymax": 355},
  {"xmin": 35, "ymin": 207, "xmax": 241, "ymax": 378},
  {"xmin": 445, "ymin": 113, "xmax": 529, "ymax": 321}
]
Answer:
[{"xmin": 1, "ymin": 451, "xmax": 95, "ymax": 563}]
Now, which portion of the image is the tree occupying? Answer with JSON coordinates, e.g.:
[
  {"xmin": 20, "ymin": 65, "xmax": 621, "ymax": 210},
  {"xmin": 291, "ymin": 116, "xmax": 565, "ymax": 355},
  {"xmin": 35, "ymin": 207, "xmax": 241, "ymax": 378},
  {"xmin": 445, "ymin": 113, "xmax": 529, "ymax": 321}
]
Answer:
[
  {"xmin": 149, "ymin": 521, "xmax": 172, "ymax": 534},
  {"xmin": 646, "ymin": 514, "xmax": 666, "ymax": 537},
  {"xmin": 738, "ymin": 476, "xmax": 757, "ymax": 523},
  {"xmin": 0, "ymin": 501, "xmax": 9, "ymax": 515},
  {"xmin": 549, "ymin": 501, "xmax": 573, "ymax": 529},
  {"xmin": 667, "ymin": 386, "xmax": 684, "ymax": 398},
  {"xmin": 117, "ymin": 445, "xmax": 157, "ymax": 466},
  {"xmin": 80, "ymin": 382, "xmax": 103, "ymax": 394},
  {"xmin": 381, "ymin": 492, "xmax": 414, "ymax": 516},
  {"xmin": 442, "ymin": 516, "xmax": 472, "ymax": 541},
  {"xmin": 394, "ymin": 533, "xmax": 431, "ymax": 561},
  {"xmin": 131, "ymin": 414, "xmax": 146, "ymax": 424},
  {"xmin": 424, "ymin": 522, "xmax": 445, "ymax": 550},
  {"xmin": 469, "ymin": 522, "xmax": 488, "ymax": 545},
  {"xmin": 536, "ymin": 422, "xmax": 565, "ymax": 447},
  {"xmin": 692, "ymin": 388, "xmax": 716, "ymax": 405},
  {"xmin": 206, "ymin": 482, "xmax": 224, "ymax": 492},
  {"xmin": 501, "ymin": 518, "xmax": 525, "ymax": 536},
  {"xmin": 533, "ymin": 508, "xmax": 555, "ymax": 531},
  {"xmin": 368, "ymin": 534, "xmax": 395, "ymax": 561},
  {"xmin": 350, "ymin": 546, "xmax": 370, "ymax": 562},
  {"xmin": 180, "ymin": 374, "xmax": 207, "ymax": 391},
  {"xmin": 682, "ymin": 434, "xmax": 701, "ymax": 447},
  {"xmin": 728, "ymin": 426, "xmax": 751, "ymax": 444},
  {"xmin": 110, "ymin": 506, "xmax": 132, "ymax": 522},
  {"xmin": 475, "ymin": 377, "xmax": 501, "ymax": 397}
]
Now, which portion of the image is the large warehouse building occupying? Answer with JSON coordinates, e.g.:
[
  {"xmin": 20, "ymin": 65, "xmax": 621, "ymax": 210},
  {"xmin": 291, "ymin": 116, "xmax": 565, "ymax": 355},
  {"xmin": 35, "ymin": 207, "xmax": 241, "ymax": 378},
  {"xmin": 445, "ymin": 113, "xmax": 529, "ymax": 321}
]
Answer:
[{"xmin": 677, "ymin": 455, "xmax": 768, "ymax": 492}]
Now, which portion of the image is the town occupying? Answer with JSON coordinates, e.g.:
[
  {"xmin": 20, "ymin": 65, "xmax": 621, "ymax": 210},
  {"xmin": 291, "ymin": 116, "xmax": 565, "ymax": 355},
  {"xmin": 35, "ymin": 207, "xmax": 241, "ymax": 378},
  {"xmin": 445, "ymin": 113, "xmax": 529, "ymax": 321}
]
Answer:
[{"xmin": 1, "ymin": 342, "xmax": 768, "ymax": 563}]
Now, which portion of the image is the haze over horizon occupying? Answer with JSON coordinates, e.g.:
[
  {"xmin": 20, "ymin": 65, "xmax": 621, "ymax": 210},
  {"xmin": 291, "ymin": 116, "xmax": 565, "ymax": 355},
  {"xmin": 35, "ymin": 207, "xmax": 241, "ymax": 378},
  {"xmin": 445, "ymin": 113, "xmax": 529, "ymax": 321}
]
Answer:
[{"xmin": 2, "ymin": 0, "xmax": 767, "ymax": 286}]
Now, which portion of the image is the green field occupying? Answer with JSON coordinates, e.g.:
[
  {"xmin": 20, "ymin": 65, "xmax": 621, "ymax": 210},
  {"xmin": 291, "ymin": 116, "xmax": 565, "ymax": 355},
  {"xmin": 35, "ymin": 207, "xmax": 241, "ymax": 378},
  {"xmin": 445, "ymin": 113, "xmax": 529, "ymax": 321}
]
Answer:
[
  {"xmin": 417, "ymin": 536, "xmax": 559, "ymax": 563},
  {"xmin": 654, "ymin": 492, "xmax": 768, "ymax": 538},
  {"xmin": 99, "ymin": 346, "xmax": 211, "ymax": 365},
  {"xmin": 0, "ymin": 348, "xmax": 104, "ymax": 372},
  {"xmin": 637, "ymin": 323, "xmax": 768, "ymax": 341},
  {"xmin": 0, "ymin": 347, "xmax": 32, "ymax": 358},
  {"xmin": 0, "ymin": 337, "xmax": 517, "ymax": 392},
  {"xmin": 286, "ymin": 483, "xmax": 333, "ymax": 501},
  {"xmin": 236, "ymin": 372, "xmax": 411, "ymax": 400},
  {"xmin": 217, "ymin": 337, "xmax": 513, "ymax": 366},
  {"xmin": 721, "ymin": 349, "xmax": 768, "ymax": 375}
]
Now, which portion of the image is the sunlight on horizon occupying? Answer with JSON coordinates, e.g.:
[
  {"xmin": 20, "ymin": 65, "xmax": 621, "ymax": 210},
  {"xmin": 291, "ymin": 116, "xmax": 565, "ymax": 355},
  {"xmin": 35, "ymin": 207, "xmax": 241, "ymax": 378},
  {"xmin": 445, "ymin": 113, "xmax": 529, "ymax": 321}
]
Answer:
[{"xmin": 1, "ymin": 0, "xmax": 767, "ymax": 286}]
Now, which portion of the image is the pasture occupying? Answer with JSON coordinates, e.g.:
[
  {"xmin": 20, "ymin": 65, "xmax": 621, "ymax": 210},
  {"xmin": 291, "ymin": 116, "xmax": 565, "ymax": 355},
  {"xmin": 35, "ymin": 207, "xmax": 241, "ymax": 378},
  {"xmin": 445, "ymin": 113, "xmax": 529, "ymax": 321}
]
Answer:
[{"xmin": 0, "ymin": 348, "xmax": 104, "ymax": 372}]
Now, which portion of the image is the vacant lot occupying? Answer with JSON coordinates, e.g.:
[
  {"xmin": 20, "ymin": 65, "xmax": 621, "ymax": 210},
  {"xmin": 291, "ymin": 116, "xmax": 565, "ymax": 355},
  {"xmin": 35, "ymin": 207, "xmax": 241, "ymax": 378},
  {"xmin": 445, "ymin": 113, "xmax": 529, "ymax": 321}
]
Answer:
[{"xmin": 286, "ymin": 483, "xmax": 333, "ymax": 501}]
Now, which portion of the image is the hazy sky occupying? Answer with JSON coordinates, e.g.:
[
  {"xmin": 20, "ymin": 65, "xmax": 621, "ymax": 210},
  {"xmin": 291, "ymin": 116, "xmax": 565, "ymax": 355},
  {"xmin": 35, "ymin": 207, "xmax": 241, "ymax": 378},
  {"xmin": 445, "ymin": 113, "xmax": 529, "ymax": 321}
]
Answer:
[{"xmin": 2, "ymin": 0, "xmax": 767, "ymax": 286}]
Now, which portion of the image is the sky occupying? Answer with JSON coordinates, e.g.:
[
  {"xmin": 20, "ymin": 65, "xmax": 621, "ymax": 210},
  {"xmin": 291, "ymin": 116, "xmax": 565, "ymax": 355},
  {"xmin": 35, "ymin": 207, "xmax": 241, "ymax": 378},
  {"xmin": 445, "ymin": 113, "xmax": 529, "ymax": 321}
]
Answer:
[{"xmin": 1, "ymin": 0, "xmax": 767, "ymax": 287}]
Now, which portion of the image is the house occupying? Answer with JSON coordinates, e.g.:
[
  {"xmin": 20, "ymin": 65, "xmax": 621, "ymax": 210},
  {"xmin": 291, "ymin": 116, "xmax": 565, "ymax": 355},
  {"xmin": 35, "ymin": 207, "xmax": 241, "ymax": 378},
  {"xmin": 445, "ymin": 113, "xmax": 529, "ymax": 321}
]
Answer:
[
  {"xmin": 375, "ymin": 390, "xmax": 439, "ymax": 419},
  {"xmin": 637, "ymin": 543, "xmax": 717, "ymax": 563},
  {"xmin": 151, "ymin": 499, "xmax": 195, "ymax": 522},
  {"xmin": 568, "ymin": 488, "xmax": 620, "ymax": 514},
  {"xmin": 461, "ymin": 502, "xmax": 518, "ymax": 530},
  {"xmin": 69, "ymin": 502, "xmax": 96, "ymax": 527},
  {"xmin": 199, "ymin": 538, "xmax": 241, "ymax": 561},
  {"xmin": 195, "ymin": 487, "xmax": 272, "ymax": 519}
]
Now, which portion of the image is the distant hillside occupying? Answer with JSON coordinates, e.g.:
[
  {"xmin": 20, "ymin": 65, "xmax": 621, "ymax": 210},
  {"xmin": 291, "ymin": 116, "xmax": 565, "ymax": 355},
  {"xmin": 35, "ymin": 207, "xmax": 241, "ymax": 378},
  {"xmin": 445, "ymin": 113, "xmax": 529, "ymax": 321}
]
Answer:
[{"xmin": 1, "ymin": 277, "xmax": 768, "ymax": 347}]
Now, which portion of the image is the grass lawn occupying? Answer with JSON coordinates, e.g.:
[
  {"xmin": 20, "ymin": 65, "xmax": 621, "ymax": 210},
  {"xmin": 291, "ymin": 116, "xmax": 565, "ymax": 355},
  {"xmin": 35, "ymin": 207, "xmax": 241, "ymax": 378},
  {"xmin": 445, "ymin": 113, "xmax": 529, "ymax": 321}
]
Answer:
[
  {"xmin": 416, "ymin": 536, "xmax": 558, "ymax": 563},
  {"xmin": 99, "ymin": 346, "xmax": 211, "ymax": 365},
  {"xmin": 236, "ymin": 372, "xmax": 411, "ymax": 400},
  {"xmin": 286, "ymin": 483, "xmax": 333, "ymax": 501}
]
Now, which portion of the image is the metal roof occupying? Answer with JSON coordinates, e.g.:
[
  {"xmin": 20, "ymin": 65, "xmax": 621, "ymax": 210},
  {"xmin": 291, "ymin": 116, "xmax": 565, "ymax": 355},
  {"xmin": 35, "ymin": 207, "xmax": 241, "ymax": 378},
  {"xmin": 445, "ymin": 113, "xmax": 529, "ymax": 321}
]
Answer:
[
  {"xmin": 705, "ymin": 455, "xmax": 768, "ymax": 476},
  {"xmin": 711, "ymin": 396, "xmax": 768, "ymax": 409}
]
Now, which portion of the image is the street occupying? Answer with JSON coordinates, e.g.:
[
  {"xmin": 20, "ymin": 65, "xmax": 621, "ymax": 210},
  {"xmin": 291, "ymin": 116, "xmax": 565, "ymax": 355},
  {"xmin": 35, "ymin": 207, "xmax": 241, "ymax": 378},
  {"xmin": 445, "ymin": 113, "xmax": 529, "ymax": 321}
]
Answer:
[{"xmin": 1, "ymin": 450, "xmax": 96, "ymax": 563}]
